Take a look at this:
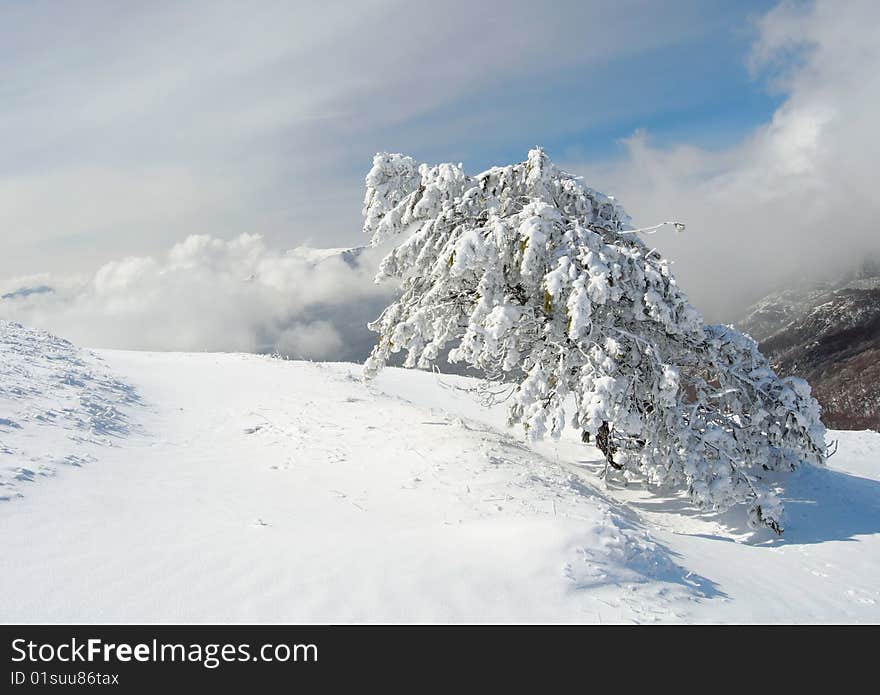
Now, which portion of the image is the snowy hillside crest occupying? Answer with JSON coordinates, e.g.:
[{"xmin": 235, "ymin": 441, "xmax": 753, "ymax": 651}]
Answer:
[
  {"xmin": 0, "ymin": 320, "xmax": 140, "ymax": 499},
  {"xmin": 360, "ymin": 148, "xmax": 827, "ymax": 532}
]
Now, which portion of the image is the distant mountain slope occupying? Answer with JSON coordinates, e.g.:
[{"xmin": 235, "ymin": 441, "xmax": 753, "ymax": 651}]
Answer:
[
  {"xmin": 739, "ymin": 269, "xmax": 880, "ymax": 430},
  {"xmin": 0, "ymin": 285, "xmax": 54, "ymax": 301}
]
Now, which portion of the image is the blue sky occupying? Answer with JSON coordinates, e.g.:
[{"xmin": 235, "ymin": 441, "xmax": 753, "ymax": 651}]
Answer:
[{"xmin": 367, "ymin": 1, "xmax": 783, "ymax": 170}]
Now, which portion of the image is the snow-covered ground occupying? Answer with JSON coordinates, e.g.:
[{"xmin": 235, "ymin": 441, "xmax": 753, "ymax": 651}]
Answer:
[
  {"xmin": 1, "ymin": 321, "xmax": 878, "ymax": 623},
  {"xmin": 0, "ymin": 324, "xmax": 140, "ymax": 500}
]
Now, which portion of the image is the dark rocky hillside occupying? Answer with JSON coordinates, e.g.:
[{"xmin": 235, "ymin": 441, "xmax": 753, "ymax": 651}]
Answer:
[{"xmin": 739, "ymin": 266, "xmax": 880, "ymax": 430}]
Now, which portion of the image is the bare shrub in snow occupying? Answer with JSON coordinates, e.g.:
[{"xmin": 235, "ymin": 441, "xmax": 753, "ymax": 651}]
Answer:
[{"xmin": 362, "ymin": 148, "xmax": 826, "ymax": 532}]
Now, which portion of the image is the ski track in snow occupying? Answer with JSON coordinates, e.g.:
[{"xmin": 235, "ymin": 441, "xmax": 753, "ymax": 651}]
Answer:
[{"xmin": 0, "ymin": 325, "xmax": 878, "ymax": 622}]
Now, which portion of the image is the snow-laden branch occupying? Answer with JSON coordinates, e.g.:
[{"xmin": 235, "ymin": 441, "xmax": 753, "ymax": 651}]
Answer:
[{"xmin": 618, "ymin": 221, "xmax": 686, "ymax": 235}]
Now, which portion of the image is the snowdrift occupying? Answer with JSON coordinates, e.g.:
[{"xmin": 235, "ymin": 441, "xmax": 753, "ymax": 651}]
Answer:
[{"xmin": 0, "ymin": 320, "xmax": 140, "ymax": 499}]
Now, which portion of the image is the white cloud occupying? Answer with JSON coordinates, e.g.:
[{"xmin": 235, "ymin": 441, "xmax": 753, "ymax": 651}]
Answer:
[
  {"xmin": 0, "ymin": 234, "xmax": 395, "ymax": 361},
  {"xmin": 566, "ymin": 0, "xmax": 880, "ymax": 320},
  {"xmin": 276, "ymin": 321, "xmax": 345, "ymax": 360}
]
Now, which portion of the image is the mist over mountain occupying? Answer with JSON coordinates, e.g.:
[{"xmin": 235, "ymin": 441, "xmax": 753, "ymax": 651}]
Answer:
[{"xmin": 739, "ymin": 259, "xmax": 880, "ymax": 430}]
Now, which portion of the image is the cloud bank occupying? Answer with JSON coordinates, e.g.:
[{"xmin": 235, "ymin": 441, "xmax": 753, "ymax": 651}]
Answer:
[{"xmin": 0, "ymin": 235, "xmax": 395, "ymax": 361}]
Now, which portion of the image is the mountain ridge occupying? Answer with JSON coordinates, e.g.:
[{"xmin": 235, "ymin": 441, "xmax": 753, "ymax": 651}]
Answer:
[{"xmin": 738, "ymin": 264, "xmax": 880, "ymax": 429}]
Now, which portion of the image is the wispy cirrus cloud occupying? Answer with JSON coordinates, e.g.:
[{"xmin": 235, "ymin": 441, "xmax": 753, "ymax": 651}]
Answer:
[{"xmin": 1, "ymin": 0, "xmax": 769, "ymax": 282}]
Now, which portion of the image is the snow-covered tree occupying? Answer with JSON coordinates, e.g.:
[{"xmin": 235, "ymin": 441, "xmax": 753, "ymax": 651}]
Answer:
[{"xmin": 361, "ymin": 148, "xmax": 826, "ymax": 532}]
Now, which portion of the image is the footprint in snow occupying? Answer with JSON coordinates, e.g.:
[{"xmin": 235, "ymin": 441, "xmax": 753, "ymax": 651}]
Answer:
[
  {"xmin": 846, "ymin": 589, "xmax": 876, "ymax": 605},
  {"xmin": 401, "ymin": 476, "xmax": 422, "ymax": 490}
]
